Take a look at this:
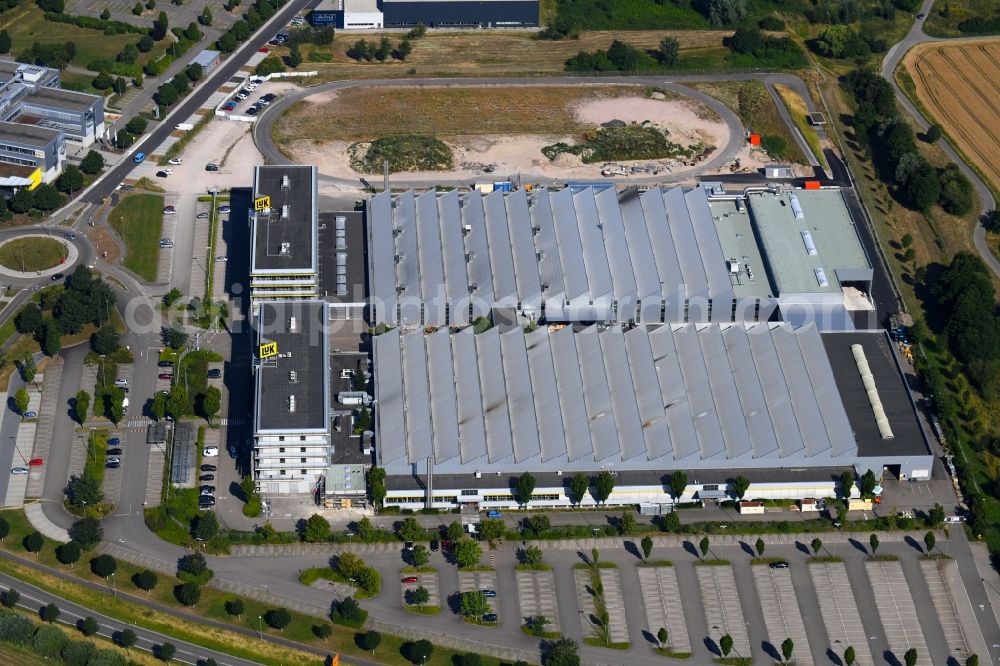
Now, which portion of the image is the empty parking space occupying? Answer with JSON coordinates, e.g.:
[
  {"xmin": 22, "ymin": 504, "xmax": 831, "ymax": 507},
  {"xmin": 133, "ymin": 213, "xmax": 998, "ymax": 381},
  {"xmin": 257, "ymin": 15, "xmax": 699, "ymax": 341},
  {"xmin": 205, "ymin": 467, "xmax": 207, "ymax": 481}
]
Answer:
[
  {"xmin": 637, "ymin": 565, "xmax": 691, "ymax": 653},
  {"xmin": 697, "ymin": 564, "xmax": 750, "ymax": 659},
  {"xmin": 400, "ymin": 570, "xmax": 440, "ymax": 609},
  {"xmin": 516, "ymin": 569, "xmax": 560, "ymax": 634},
  {"xmin": 919, "ymin": 560, "xmax": 967, "ymax": 660},
  {"xmin": 810, "ymin": 563, "xmax": 874, "ymax": 666},
  {"xmin": 752, "ymin": 565, "xmax": 813, "ymax": 665},
  {"xmin": 866, "ymin": 561, "xmax": 929, "ymax": 665},
  {"xmin": 189, "ymin": 201, "xmax": 212, "ymax": 299},
  {"xmin": 574, "ymin": 567, "xmax": 629, "ymax": 645},
  {"xmin": 26, "ymin": 367, "xmax": 59, "ymax": 498}
]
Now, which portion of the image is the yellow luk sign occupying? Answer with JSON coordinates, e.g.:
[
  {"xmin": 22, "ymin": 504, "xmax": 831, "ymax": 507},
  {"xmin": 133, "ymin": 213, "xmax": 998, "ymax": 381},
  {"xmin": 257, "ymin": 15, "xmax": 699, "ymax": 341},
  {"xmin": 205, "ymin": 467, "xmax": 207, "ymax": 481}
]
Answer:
[
  {"xmin": 259, "ymin": 342, "xmax": 278, "ymax": 359},
  {"xmin": 254, "ymin": 196, "xmax": 271, "ymax": 211}
]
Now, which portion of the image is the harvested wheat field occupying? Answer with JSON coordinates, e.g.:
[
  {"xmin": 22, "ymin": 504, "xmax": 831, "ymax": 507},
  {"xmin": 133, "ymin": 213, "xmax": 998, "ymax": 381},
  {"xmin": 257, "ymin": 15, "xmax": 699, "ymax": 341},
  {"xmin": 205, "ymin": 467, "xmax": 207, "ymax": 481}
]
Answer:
[{"xmin": 904, "ymin": 39, "xmax": 1000, "ymax": 192}]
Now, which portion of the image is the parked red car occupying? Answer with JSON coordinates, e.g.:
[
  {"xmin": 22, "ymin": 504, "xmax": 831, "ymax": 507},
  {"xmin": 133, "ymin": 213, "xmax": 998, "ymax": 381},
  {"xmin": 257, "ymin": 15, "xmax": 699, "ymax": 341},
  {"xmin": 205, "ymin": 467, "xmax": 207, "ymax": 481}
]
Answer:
[
  {"xmin": 28, "ymin": 458, "xmax": 43, "ymax": 466},
  {"xmin": 158, "ymin": 373, "xmax": 173, "ymax": 380},
  {"xmin": 401, "ymin": 576, "xmax": 418, "ymax": 584}
]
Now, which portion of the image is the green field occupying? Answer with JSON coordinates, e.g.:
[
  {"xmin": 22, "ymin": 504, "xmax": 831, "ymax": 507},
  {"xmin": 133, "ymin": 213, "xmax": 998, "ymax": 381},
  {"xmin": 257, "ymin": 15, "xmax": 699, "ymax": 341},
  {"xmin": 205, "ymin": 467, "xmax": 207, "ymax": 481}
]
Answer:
[
  {"xmin": 0, "ymin": 237, "xmax": 66, "ymax": 272},
  {"xmin": 109, "ymin": 193, "xmax": 164, "ymax": 282},
  {"xmin": 0, "ymin": 5, "xmax": 137, "ymax": 67}
]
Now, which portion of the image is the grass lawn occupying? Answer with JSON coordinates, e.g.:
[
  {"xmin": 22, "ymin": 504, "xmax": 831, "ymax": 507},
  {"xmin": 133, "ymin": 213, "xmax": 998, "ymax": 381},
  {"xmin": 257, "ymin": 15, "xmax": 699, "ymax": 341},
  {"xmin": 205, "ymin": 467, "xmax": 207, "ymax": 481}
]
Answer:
[
  {"xmin": 0, "ymin": 237, "xmax": 67, "ymax": 273},
  {"xmin": 773, "ymin": 82, "xmax": 828, "ymax": 170},
  {"xmin": 0, "ymin": 4, "xmax": 136, "ymax": 67},
  {"xmin": 109, "ymin": 194, "xmax": 164, "ymax": 282},
  {"xmin": 924, "ymin": 0, "xmax": 1000, "ymax": 36},
  {"xmin": 145, "ymin": 487, "xmax": 201, "ymax": 546},
  {"xmin": 58, "ymin": 70, "xmax": 99, "ymax": 95},
  {"xmin": 0, "ymin": 640, "xmax": 52, "ymax": 665}
]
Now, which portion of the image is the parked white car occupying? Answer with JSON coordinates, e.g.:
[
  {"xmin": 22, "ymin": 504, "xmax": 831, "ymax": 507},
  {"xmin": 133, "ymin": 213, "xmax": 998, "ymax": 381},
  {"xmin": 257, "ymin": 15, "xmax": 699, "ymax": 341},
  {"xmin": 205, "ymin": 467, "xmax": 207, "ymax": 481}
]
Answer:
[
  {"xmin": 203, "ymin": 446, "xmax": 219, "ymax": 457},
  {"xmin": 10, "ymin": 467, "xmax": 28, "ymax": 475},
  {"xmin": 168, "ymin": 158, "xmax": 183, "ymax": 165}
]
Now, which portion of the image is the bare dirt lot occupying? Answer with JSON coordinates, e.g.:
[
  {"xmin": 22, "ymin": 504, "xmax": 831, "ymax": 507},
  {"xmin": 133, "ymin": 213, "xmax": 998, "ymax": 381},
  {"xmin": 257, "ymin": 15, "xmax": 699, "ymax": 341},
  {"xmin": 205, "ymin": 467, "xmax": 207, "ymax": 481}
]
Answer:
[
  {"xmin": 275, "ymin": 85, "xmax": 738, "ymax": 181},
  {"xmin": 903, "ymin": 39, "xmax": 1000, "ymax": 194}
]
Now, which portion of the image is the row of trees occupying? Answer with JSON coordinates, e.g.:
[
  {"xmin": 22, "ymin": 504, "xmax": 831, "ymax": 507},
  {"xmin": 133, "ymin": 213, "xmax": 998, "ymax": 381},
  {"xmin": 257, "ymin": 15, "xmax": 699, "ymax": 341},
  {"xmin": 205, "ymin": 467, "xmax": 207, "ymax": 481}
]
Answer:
[
  {"xmin": 216, "ymin": 0, "xmax": 288, "ymax": 53},
  {"xmin": 845, "ymin": 67, "xmax": 973, "ymax": 215},
  {"xmin": 153, "ymin": 63, "xmax": 204, "ymax": 109},
  {"xmin": 346, "ymin": 36, "xmax": 413, "ymax": 62},
  {"xmin": 565, "ymin": 38, "xmax": 679, "ymax": 72}
]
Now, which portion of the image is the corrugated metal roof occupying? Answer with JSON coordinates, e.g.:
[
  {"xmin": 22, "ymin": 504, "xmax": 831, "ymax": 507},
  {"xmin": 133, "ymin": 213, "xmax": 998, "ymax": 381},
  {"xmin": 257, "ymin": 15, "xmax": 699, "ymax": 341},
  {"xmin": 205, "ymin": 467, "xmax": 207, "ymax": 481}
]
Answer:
[
  {"xmin": 685, "ymin": 187, "xmax": 733, "ymax": 305},
  {"xmin": 374, "ymin": 328, "xmax": 406, "ymax": 464},
  {"xmin": 524, "ymin": 328, "xmax": 568, "ymax": 462},
  {"xmin": 649, "ymin": 325, "xmax": 700, "ymax": 460},
  {"xmin": 549, "ymin": 325, "xmax": 593, "ymax": 462},
  {"xmin": 504, "ymin": 190, "xmax": 542, "ymax": 305},
  {"xmin": 576, "ymin": 326, "xmax": 620, "ymax": 461},
  {"xmin": 500, "ymin": 328, "xmax": 542, "ymax": 462},
  {"xmin": 550, "ymin": 189, "xmax": 590, "ymax": 300},
  {"xmin": 600, "ymin": 326, "xmax": 646, "ymax": 461},
  {"xmin": 476, "ymin": 327, "xmax": 514, "ymax": 463},
  {"xmin": 595, "ymin": 187, "xmax": 639, "ymax": 301},
  {"xmin": 618, "ymin": 190, "xmax": 662, "ymax": 299},
  {"xmin": 462, "ymin": 191, "xmax": 494, "ymax": 307},
  {"xmin": 573, "ymin": 189, "xmax": 614, "ymax": 300},
  {"xmin": 452, "ymin": 330, "xmax": 488, "ymax": 464},
  {"xmin": 664, "ymin": 187, "xmax": 708, "ymax": 298},
  {"xmin": 624, "ymin": 326, "xmax": 673, "ymax": 460},
  {"xmin": 771, "ymin": 326, "xmax": 831, "ymax": 457},
  {"xmin": 530, "ymin": 189, "xmax": 565, "ymax": 303},
  {"xmin": 437, "ymin": 191, "xmax": 469, "ymax": 305},
  {"xmin": 700, "ymin": 325, "xmax": 752, "ymax": 459},
  {"xmin": 722, "ymin": 325, "xmax": 780, "ymax": 459},
  {"xmin": 747, "ymin": 324, "xmax": 806, "ymax": 458},
  {"xmin": 401, "ymin": 330, "xmax": 433, "ymax": 461},
  {"xmin": 795, "ymin": 325, "xmax": 857, "ymax": 457},
  {"xmin": 367, "ymin": 192, "xmax": 396, "ymax": 323},
  {"xmin": 484, "ymin": 190, "xmax": 518, "ymax": 304},
  {"xmin": 426, "ymin": 329, "xmax": 460, "ymax": 464},
  {"xmin": 416, "ymin": 190, "xmax": 444, "ymax": 302}
]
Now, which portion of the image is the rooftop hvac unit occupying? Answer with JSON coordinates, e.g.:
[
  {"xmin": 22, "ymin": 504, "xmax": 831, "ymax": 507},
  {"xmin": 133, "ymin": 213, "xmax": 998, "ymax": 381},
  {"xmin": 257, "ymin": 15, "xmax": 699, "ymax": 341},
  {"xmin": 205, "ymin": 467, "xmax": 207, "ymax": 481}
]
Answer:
[
  {"xmin": 336, "ymin": 252, "xmax": 347, "ymax": 266},
  {"xmin": 468, "ymin": 284, "xmax": 477, "ymax": 293},
  {"xmin": 462, "ymin": 225, "xmax": 472, "ymax": 236},
  {"xmin": 814, "ymin": 267, "xmax": 829, "ymax": 287},
  {"xmin": 394, "ymin": 254, "xmax": 402, "ymax": 263},
  {"xmin": 800, "ymin": 230, "xmax": 818, "ymax": 256},
  {"xmin": 337, "ymin": 275, "xmax": 347, "ymax": 284},
  {"xmin": 289, "ymin": 371, "xmax": 298, "ymax": 383},
  {"xmin": 281, "ymin": 175, "xmax": 290, "ymax": 189},
  {"xmin": 335, "ymin": 229, "xmax": 346, "ymax": 237},
  {"xmin": 336, "ymin": 284, "xmax": 348, "ymax": 296},
  {"xmin": 280, "ymin": 242, "xmax": 290, "ymax": 255},
  {"xmin": 392, "ymin": 228, "xmax": 401, "ymax": 237},
  {"xmin": 729, "ymin": 259, "xmax": 740, "ymax": 275},
  {"xmin": 336, "ymin": 266, "xmax": 347, "ymax": 275},
  {"xmin": 335, "ymin": 237, "xmax": 346, "ymax": 249},
  {"xmin": 789, "ymin": 194, "xmax": 805, "ymax": 220},
  {"xmin": 281, "ymin": 204, "xmax": 289, "ymax": 218},
  {"xmin": 289, "ymin": 316, "xmax": 297, "ymax": 331},
  {"xmin": 335, "ymin": 216, "xmax": 346, "ymax": 229},
  {"xmin": 475, "ymin": 471, "xmax": 482, "ymax": 478},
  {"xmin": 288, "ymin": 395, "xmax": 296, "ymax": 412}
]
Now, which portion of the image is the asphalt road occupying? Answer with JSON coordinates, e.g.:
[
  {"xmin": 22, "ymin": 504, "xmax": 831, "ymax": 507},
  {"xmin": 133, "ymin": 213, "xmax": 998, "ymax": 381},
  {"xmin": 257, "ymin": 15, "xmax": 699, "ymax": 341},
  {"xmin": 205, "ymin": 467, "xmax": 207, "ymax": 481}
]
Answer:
[
  {"xmin": 84, "ymin": 0, "xmax": 315, "ymax": 207},
  {"xmin": 252, "ymin": 72, "xmax": 819, "ymax": 189},
  {"xmin": 880, "ymin": 0, "xmax": 1000, "ymax": 279}
]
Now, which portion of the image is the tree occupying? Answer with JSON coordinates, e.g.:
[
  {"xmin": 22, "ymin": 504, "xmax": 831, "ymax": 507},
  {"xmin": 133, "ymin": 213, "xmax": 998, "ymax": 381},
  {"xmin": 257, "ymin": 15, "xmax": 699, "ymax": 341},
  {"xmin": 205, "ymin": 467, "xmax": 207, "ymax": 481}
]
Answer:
[
  {"xmin": 184, "ymin": 22, "xmax": 201, "ymax": 41},
  {"xmin": 594, "ymin": 470, "xmax": 615, "ymax": 504},
  {"xmin": 81, "ymin": 150, "xmax": 104, "ymax": 174},
  {"xmin": 570, "ymin": 473, "xmax": 589, "ymax": 505},
  {"xmin": 177, "ymin": 552, "xmax": 209, "ymax": 579},
  {"xmin": 117, "ymin": 628, "xmax": 137, "ymax": 652},
  {"xmin": 0, "ymin": 517, "xmax": 8, "ymax": 541},
  {"xmin": 904, "ymin": 647, "xmax": 918, "ymax": 666},
  {"xmin": 57, "ymin": 164, "xmax": 84, "ymax": 194},
  {"xmin": 811, "ymin": 537, "xmax": 822, "ymax": 555},
  {"xmin": 14, "ymin": 388, "xmax": 28, "ymax": 416},
  {"xmin": 40, "ymin": 317, "xmax": 62, "ymax": 356},
  {"xmin": 93, "ymin": 71, "xmax": 113, "ymax": 91},
  {"xmin": 151, "ymin": 392, "xmax": 168, "ymax": 421},
  {"xmin": 313, "ymin": 623, "xmax": 332, "ymax": 642},
  {"xmin": 218, "ymin": 596, "xmax": 244, "ymax": 619},
  {"xmin": 69, "ymin": 517, "xmax": 102, "ymax": 549},
  {"xmin": 480, "ymin": 518, "xmax": 505, "ymax": 543},
  {"xmin": 1, "ymin": 587, "xmax": 17, "ymax": 608},
  {"xmin": 90, "ymin": 325, "xmax": 119, "ymax": 357},
  {"xmin": 23, "ymin": 531, "xmax": 43, "ymax": 557},
  {"xmin": 62, "ymin": 639, "xmax": 96, "ymax": 665},
  {"xmin": 543, "ymin": 637, "xmax": 580, "ymax": 666},
  {"xmin": 70, "ymin": 389, "xmax": 91, "ymax": 426},
  {"xmin": 80, "ymin": 615, "xmax": 99, "ymax": 637},
  {"xmin": 33, "ymin": 184, "xmax": 63, "ymax": 212},
  {"xmin": 844, "ymin": 646, "xmax": 856, "ymax": 665},
  {"xmin": 158, "ymin": 642, "xmax": 176, "ymax": 662},
  {"xmin": 156, "ymin": 82, "xmax": 178, "ymax": 106},
  {"xmin": 924, "ymin": 531, "xmax": 936, "ymax": 553},
  {"xmin": 708, "ymin": 0, "xmax": 747, "ymax": 25},
  {"xmin": 153, "ymin": 10, "xmax": 169, "ymax": 39},
  {"xmin": 375, "ymin": 36, "xmax": 392, "ymax": 61},
  {"xmin": 33, "ymin": 623, "xmax": 66, "ymax": 658},
  {"xmin": 407, "ymin": 586, "xmax": 430, "ymax": 606},
  {"xmin": 405, "ymin": 639, "xmax": 433, "ymax": 664},
  {"xmin": 396, "ymin": 516, "xmax": 423, "ymax": 542},
  {"xmin": 125, "ymin": 116, "xmax": 147, "ymax": 135},
  {"xmin": 657, "ymin": 627, "xmax": 668, "ymax": 648},
  {"xmin": 255, "ymin": 55, "xmax": 285, "ymax": 75},
  {"xmin": 446, "ymin": 520, "xmax": 464, "ymax": 541},
  {"xmin": 967, "ymin": 656, "xmax": 980, "ymax": 666},
  {"xmin": 367, "ymin": 466, "xmax": 386, "ymax": 508},
  {"xmin": 133, "ymin": 570, "xmax": 158, "ymax": 594},
  {"xmin": 358, "ymin": 629, "xmax": 382, "ymax": 653},
  {"xmin": 175, "ymin": 582, "xmax": 200, "ymax": 606},
  {"xmin": 91, "ymin": 554, "xmax": 117, "ymax": 578},
  {"xmin": 100, "ymin": 7, "xmax": 110, "ymax": 19},
  {"xmin": 514, "ymin": 472, "xmax": 536, "ymax": 506},
  {"xmin": 641, "ymin": 535, "xmax": 653, "ymax": 561},
  {"xmin": 755, "ymin": 537, "xmax": 766, "ymax": 557},
  {"xmin": 9, "ymin": 188, "xmax": 32, "ymax": 214},
  {"xmin": 859, "ymin": 470, "xmax": 878, "ymax": 497},
  {"xmin": 839, "ymin": 471, "xmax": 854, "ymax": 499},
  {"xmin": 265, "ymin": 607, "xmax": 291, "ymax": 630},
  {"xmin": 56, "ymin": 541, "xmax": 81, "ymax": 567},
  {"xmin": 0, "ymin": 30, "xmax": 10, "ymax": 55},
  {"xmin": 167, "ymin": 384, "xmax": 188, "ymax": 420},
  {"xmin": 454, "ymin": 537, "xmax": 482, "ymax": 568},
  {"xmin": 928, "ymin": 503, "xmax": 945, "ymax": 526},
  {"xmin": 287, "ymin": 44, "xmax": 302, "ymax": 68},
  {"xmin": 699, "ymin": 536, "xmax": 709, "ymax": 559},
  {"xmin": 201, "ymin": 6, "xmax": 212, "ymax": 24},
  {"xmin": 719, "ymin": 633, "xmax": 734, "ymax": 657},
  {"xmin": 410, "ymin": 544, "xmax": 429, "ymax": 567},
  {"xmin": 926, "ymin": 124, "xmax": 942, "ymax": 142},
  {"xmin": 781, "ymin": 637, "xmax": 794, "ymax": 662},
  {"xmin": 40, "ymin": 602, "xmax": 60, "ymax": 623},
  {"xmin": 669, "ymin": 470, "xmax": 688, "ymax": 501},
  {"xmin": 15, "ymin": 305, "xmax": 42, "ymax": 335},
  {"xmin": 303, "ymin": 514, "xmax": 330, "ymax": 542},
  {"xmin": 460, "ymin": 590, "xmax": 490, "ymax": 617},
  {"xmin": 869, "ymin": 533, "xmax": 880, "ymax": 557},
  {"xmin": 732, "ymin": 475, "xmax": 750, "ymax": 500},
  {"xmin": 67, "ymin": 475, "xmax": 102, "ymax": 507},
  {"xmin": 396, "ymin": 39, "xmax": 412, "ymax": 60},
  {"xmin": 658, "ymin": 37, "xmax": 679, "ymax": 65},
  {"xmin": 191, "ymin": 511, "xmax": 219, "ymax": 541},
  {"xmin": 521, "ymin": 545, "xmax": 543, "ymax": 566}
]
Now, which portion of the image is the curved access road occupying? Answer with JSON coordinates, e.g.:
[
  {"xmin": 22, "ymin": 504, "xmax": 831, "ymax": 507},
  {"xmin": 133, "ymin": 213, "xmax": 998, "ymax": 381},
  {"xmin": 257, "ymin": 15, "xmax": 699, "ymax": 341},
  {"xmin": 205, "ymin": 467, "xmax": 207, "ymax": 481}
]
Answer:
[
  {"xmin": 881, "ymin": 0, "xmax": 1000, "ymax": 278},
  {"xmin": 253, "ymin": 73, "xmax": 822, "ymax": 188}
]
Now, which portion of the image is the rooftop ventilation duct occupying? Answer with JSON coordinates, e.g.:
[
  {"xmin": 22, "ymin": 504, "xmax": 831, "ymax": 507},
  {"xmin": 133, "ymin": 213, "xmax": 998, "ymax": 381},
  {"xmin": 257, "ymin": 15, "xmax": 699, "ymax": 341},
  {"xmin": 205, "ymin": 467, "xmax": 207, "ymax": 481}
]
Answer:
[
  {"xmin": 789, "ymin": 194, "xmax": 805, "ymax": 220},
  {"xmin": 288, "ymin": 395, "xmax": 296, "ymax": 413},
  {"xmin": 851, "ymin": 343, "xmax": 894, "ymax": 439},
  {"xmin": 289, "ymin": 316, "xmax": 297, "ymax": 332},
  {"xmin": 281, "ymin": 204, "xmax": 289, "ymax": 219},
  {"xmin": 280, "ymin": 242, "xmax": 290, "ymax": 255},
  {"xmin": 281, "ymin": 175, "xmax": 290, "ymax": 189},
  {"xmin": 814, "ymin": 267, "xmax": 829, "ymax": 287}
]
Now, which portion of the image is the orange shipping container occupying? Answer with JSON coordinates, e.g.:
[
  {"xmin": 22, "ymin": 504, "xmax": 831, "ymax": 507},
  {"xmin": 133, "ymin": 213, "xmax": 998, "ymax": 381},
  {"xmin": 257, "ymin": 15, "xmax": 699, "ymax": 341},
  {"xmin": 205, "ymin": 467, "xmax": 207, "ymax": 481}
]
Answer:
[
  {"xmin": 749, "ymin": 134, "xmax": 761, "ymax": 146},
  {"xmin": 803, "ymin": 180, "xmax": 821, "ymax": 190}
]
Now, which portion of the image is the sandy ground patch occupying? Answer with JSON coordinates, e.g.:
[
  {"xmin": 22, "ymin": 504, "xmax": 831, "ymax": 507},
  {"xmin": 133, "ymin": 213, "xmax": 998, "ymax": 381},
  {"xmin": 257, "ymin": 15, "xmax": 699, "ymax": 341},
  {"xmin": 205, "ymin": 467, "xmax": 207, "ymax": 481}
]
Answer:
[{"xmin": 572, "ymin": 96, "xmax": 727, "ymax": 149}]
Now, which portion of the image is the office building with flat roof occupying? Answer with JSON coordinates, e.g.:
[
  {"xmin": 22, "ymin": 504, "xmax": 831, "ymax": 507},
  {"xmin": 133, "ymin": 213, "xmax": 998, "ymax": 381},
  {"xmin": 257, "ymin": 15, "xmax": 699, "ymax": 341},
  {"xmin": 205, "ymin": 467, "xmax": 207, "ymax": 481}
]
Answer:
[
  {"xmin": 0, "ymin": 60, "xmax": 104, "ymax": 148},
  {"xmin": 250, "ymin": 165, "xmax": 319, "ymax": 308},
  {"xmin": 253, "ymin": 300, "xmax": 331, "ymax": 495},
  {"xmin": 0, "ymin": 121, "xmax": 64, "ymax": 188}
]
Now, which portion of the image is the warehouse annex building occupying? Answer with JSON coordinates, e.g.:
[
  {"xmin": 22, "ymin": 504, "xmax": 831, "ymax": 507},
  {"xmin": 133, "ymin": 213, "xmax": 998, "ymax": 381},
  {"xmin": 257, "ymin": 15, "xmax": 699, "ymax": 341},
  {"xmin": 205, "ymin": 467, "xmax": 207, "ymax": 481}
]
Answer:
[
  {"xmin": 308, "ymin": 0, "xmax": 539, "ymax": 28},
  {"xmin": 368, "ymin": 185, "xmax": 933, "ymax": 511}
]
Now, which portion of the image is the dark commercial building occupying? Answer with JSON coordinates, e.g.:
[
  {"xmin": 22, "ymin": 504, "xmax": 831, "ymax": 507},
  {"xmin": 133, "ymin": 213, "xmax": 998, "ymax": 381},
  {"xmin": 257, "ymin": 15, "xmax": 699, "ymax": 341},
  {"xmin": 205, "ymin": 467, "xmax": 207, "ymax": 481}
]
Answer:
[
  {"xmin": 381, "ymin": 0, "xmax": 538, "ymax": 27},
  {"xmin": 0, "ymin": 121, "xmax": 64, "ymax": 189}
]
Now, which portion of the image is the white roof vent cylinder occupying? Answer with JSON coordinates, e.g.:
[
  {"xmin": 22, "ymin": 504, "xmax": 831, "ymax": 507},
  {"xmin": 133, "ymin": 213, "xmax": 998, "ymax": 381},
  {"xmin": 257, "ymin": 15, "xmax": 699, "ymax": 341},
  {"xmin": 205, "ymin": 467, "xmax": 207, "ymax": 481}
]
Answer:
[
  {"xmin": 281, "ymin": 175, "xmax": 290, "ymax": 188},
  {"xmin": 814, "ymin": 267, "xmax": 829, "ymax": 287},
  {"xmin": 801, "ymin": 230, "xmax": 818, "ymax": 256},
  {"xmin": 789, "ymin": 194, "xmax": 805, "ymax": 220},
  {"xmin": 281, "ymin": 204, "xmax": 289, "ymax": 218},
  {"xmin": 289, "ymin": 316, "xmax": 297, "ymax": 331},
  {"xmin": 288, "ymin": 395, "xmax": 296, "ymax": 412}
]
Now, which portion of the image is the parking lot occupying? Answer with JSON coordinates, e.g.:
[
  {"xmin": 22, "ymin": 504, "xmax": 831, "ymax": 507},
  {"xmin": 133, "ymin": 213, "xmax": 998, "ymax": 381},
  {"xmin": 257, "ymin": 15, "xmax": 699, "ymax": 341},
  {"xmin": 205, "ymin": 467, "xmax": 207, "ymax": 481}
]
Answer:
[
  {"xmin": 866, "ymin": 561, "xmax": 930, "ymax": 665},
  {"xmin": 515, "ymin": 569, "xmax": 560, "ymax": 634},
  {"xmin": 696, "ymin": 564, "xmax": 750, "ymax": 658},
  {"xmin": 637, "ymin": 565, "xmax": 690, "ymax": 654},
  {"xmin": 400, "ymin": 570, "xmax": 440, "ymax": 610},
  {"xmin": 920, "ymin": 559, "xmax": 969, "ymax": 659},
  {"xmin": 574, "ymin": 567, "xmax": 629, "ymax": 646},
  {"xmin": 751, "ymin": 564, "xmax": 813, "ymax": 665},
  {"xmin": 810, "ymin": 562, "xmax": 875, "ymax": 666}
]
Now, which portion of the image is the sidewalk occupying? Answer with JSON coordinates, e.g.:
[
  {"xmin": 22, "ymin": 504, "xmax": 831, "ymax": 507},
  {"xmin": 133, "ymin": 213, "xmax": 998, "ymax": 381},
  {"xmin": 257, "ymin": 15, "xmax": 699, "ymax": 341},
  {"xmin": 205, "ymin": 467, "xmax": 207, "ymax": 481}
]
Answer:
[{"xmin": 24, "ymin": 502, "xmax": 69, "ymax": 542}]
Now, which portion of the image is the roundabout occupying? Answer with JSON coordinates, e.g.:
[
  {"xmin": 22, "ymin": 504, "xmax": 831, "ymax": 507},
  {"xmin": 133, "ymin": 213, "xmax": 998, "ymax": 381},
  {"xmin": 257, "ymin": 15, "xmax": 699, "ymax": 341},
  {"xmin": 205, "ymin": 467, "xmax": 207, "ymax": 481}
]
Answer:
[{"xmin": 0, "ymin": 233, "xmax": 77, "ymax": 279}]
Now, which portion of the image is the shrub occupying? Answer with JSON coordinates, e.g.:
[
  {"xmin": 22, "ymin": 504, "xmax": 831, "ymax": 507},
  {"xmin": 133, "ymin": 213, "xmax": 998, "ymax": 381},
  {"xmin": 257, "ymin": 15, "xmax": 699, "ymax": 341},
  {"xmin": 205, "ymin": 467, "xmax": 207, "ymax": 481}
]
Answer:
[
  {"xmin": 174, "ymin": 582, "xmax": 201, "ymax": 606},
  {"xmin": 264, "ymin": 607, "xmax": 291, "ymax": 630}
]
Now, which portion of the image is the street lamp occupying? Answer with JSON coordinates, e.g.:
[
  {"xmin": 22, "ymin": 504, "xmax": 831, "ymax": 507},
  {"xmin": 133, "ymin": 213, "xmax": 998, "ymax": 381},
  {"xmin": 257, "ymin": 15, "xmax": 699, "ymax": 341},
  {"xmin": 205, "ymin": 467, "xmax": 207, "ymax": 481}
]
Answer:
[
  {"xmin": 109, "ymin": 572, "xmax": 117, "ymax": 597},
  {"xmin": 256, "ymin": 615, "xmax": 263, "ymax": 639}
]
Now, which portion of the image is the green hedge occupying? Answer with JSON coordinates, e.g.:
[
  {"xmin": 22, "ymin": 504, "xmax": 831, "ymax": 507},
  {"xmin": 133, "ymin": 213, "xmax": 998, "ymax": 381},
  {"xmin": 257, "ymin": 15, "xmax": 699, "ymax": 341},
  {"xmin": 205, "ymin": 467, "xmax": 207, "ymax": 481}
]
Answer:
[{"xmin": 45, "ymin": 11, "xmax": 150, "ymax": 35}]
